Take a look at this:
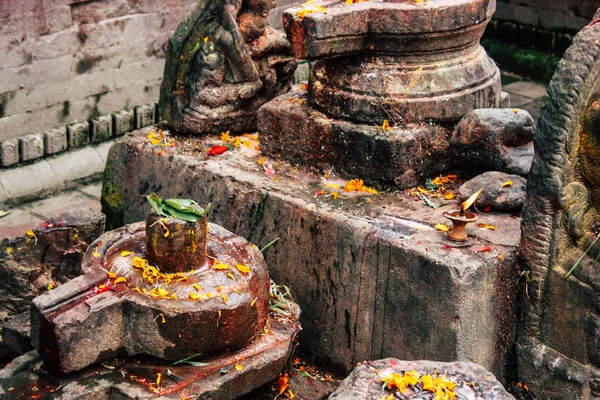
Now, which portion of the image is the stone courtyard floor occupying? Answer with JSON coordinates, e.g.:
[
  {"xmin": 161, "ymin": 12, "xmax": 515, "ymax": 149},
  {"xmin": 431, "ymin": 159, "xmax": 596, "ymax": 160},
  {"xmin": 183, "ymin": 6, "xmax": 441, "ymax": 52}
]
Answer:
[{"xmin": 0, "ymin": 75, "xmax": 547, "ymax": 241}]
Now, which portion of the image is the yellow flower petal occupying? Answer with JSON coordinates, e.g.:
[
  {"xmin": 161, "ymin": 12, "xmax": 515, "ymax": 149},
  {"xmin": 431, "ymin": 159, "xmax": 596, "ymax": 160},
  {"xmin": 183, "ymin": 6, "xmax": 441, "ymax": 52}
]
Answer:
[
  {"xmin": 214, "ymin": 262, "xmax": 231, "ymax": 270},
  {"xmin": 114, "ymin": 277, "xmax": 127, "ymax": 284},
  {"xmin": 120, "ymin": 251, "xmax": 132, "ymax": 257},
  {"xmin": 435, "ymin": 223, "xmax": 450, "ymax": 232},
  {"xmin": 236, "ymin": 264, "xmax": 251, "ymax": 274}
]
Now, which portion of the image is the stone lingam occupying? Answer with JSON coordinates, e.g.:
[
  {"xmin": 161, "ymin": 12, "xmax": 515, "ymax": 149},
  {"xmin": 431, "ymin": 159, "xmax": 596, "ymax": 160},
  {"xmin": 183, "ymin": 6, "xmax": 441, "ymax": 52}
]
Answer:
[
  {"xmin": 1, "ymin": 195, "xmax": 300, "ymax": 399},
  {"xmin": 259, "ymin": 0, "xmax": 504, "ymax": 189}
]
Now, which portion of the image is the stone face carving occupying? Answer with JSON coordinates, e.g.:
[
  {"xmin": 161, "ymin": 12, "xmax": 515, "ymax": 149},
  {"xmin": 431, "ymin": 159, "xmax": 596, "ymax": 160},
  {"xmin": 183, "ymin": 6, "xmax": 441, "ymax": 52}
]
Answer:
[
  {"xmin": 518, "ymin": 10, "xmax": 600, "ymax": 399},
  {"xmin": 159, "ymin": 0, "xmax": 296, "ymax": 134}
]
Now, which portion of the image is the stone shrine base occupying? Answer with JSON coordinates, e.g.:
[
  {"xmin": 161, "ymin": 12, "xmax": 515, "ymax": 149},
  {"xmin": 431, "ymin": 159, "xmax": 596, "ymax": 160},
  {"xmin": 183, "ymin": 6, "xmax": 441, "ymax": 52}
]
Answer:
[
  {"xmin": 258, "ymin": 87, "xmax": 453, "ymax": 189},
  {"xmin": 0, "ymin": 306, "xmax": 300, "ymax": 399},
  {"xmin": 100, "ymin": 128, "xmax": 521, "ymax": 384}
]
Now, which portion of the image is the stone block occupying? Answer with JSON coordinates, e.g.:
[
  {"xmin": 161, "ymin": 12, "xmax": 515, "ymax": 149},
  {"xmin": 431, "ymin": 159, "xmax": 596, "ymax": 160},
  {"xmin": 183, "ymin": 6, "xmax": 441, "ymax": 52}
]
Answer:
[
  {"xmin": 451, "ymin": 108, "xmax": 535, "ymax": 176},
  {"xmin": 67, "ymin": 121, "xmax": 90, "ymax": 149},
  {"xmin": 536, "ymin": 28, "xmax": 555, "ymax": 51},
  {"xmin": 18, "ymin": 133, "xmax": 44, "ymax": 162},
  {"xmin": 134, "ymin": 104, "xmax": 156, "ymax": 129},
  {"xmin": 112, "ymin": 109, "xmax": 135, "ymax": 136},
  {"xmin": 458, "ymin": 171, "xmax": 527, "ymax": 211},
  {"xmin": 0, "ymin": 209, "xmax": 105, "ymax": 320},
  {"xmin": 90, "ymin": 114, "xmax": 112, "ymax": 143},
  {"xmin": 101, "ymin": 130, "xmax": 521, "ymax": 381},
  {"xmin": 2, "ymin": 312, "xmax": 32, "ymax": 356},
  {"xmin": 0, "ymin": 139, "xmax": 19, "ymax": 167},
  {"xmin": 258, "ymin": 88, "xmax": 452, "ymax": 189},
  {"xmin": 500, "ymin": 91, "xmax": 511, "ymax": 108},
  {"xmin": 0, "ymin": 159, "xmax": 60, "ymax": 203},
  {"xmin": 330, "ymin": 359, "xmax": 513, "ymax": 399},
  {"xmin": 43, "ymin": 127, "xmax": 67, "ymax": 155}
]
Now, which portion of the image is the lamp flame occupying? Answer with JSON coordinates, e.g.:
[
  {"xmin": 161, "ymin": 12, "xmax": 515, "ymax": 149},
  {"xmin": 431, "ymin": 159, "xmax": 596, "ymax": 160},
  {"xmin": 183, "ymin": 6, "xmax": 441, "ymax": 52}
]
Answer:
[{"xmin": 461, "ymin": 188, "xmax": 483, "ymax": 213}]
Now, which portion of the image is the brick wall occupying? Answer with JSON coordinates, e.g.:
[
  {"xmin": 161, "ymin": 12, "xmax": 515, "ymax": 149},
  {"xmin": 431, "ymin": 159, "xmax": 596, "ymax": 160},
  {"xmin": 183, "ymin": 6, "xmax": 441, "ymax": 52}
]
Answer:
[{"xmin": 0, "ymin": 0, "xmax": 197, "ymax": 165}]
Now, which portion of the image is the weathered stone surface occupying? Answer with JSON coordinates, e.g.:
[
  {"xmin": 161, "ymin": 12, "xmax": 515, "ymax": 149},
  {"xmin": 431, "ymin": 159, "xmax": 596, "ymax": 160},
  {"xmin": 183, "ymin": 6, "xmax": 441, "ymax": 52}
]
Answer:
[
  {"xmin": 1, "ymin": 311, "xmax": 32, "ymax": 356},
  {"xmin": 451, "ymin": 108, "xmax": 535, "ymax": 176},
  {"xmin": 458, "ymin": 172, "xmax": 527, "ymax": 211},
  {"xmin": 329, "ymin": 359, "xmax": 513, "ymax": 399},
  {"xmin": 18, "ymin": 133, "xmax": 44, "ymax": 162},
  {"xmin": 517, "ymin": 12, "xmax": 600, "ymax": 399},
  {"xmin": 159, "ymin": 0, "xmax": 296, "ymax": 134},
  {"xmin": 259, "ymin": 88, "xmax": 452, "ymax": 189},
  {"xmin": 284, "ymin": 0, "xmax": 500, "ymax": 124},
  {"xmin": 67, "ymin": 121, "xmax": 90, "ymax": 149},
  {"xmin": 32, "ymin": 221, "xmax": 270, "ymax": 373},
  {"xmin": 134, "ymin": 104, "xmax": 156, "ymax": 130},
  {"xmin": 101, "ymin": 130, "xmax": 520, "ymax": 382},
  {"xmin": 0, "ymin": 138, "xmax": 18, "ymax": 167},
  {"xmin": 112, "ymin": 109, "xmax": 135, "ymax": 136},
  {"xmin": 1, "ymin": 305, "xmax": 299, "ymax": 399},
  {"xmin": 43, "ymin": 127, "xmax": 67, "ymax": 155},
  {"xmin": 0, "ymin": 209, "xmax": 105, "ymax": 318},
  {"xmin": 90, "ymin": 114, "xmax": 113, "ymax": 143}
]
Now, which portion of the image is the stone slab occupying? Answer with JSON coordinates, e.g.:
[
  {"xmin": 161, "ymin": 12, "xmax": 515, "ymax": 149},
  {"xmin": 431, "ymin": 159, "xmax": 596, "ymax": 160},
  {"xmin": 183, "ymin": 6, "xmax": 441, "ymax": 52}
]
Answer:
[
  {"xmin": 258, "ymin": 87, "xmax": 452, "ymax": 189},
  {"xmin": 21, "ymin": 191, "xmax": 101, "ymax": 219},
  {"xmin": 330, "ymin": 359, "xmax": 513, "ymax": 399},
  {"xmin": 503, "ymin": 80, "xmax": 548, "ymax": 100},
  {"xmin": 78, "ymin": 182, "xmax": 103, "ymax": 200},
  {"xmin": 1, "ymin": 312, "xmax": 32, "ymax": 356},
  {"xmin": 0, "ymin": 143, "xmax": 112, "ymax": 207},
  {"xmin": 101, "ymin": 128, "xmax": 521, "ymax": 382}
]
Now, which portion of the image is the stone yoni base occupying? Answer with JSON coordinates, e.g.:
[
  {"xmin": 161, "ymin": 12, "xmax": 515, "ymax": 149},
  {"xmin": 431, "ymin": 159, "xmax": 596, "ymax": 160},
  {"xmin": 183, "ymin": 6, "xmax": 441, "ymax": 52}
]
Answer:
[
  {"xmin": 0, "ymin": 305, "xmax": 300, "ymax": 400},
  {"xmin": 101, "ymin": 129, "xmax": 521, "ymax": 383}
]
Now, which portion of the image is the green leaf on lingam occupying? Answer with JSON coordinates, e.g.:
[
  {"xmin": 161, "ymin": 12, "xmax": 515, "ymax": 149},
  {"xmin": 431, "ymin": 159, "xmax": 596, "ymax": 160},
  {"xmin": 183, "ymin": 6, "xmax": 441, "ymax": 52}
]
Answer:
[{"xmin": 146, "ymin": 193, "xmax": 210, "ymax": 222}]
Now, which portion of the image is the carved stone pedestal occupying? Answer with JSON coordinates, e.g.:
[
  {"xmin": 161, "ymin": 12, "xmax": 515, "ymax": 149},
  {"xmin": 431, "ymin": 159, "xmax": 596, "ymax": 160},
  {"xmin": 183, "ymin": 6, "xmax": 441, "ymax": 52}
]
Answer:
[{"xmin": 259, "ymin": 0, "xmax": 501, "ymax": 188}]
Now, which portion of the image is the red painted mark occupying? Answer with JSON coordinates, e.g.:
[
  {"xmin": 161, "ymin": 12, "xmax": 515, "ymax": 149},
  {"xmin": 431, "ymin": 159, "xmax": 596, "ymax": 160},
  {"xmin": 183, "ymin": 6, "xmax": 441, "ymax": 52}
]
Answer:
[{"xmin": 588, "ymin": 19, "xmax": 600, "ymax": 26}]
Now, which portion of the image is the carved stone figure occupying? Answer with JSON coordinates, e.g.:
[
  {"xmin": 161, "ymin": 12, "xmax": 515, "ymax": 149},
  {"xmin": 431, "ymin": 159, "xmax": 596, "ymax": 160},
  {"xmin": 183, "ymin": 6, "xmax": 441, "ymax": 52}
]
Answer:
[
  {"xmin": 159, "ymin": 0, "xmax": 296, "ymax": 134},
  {"xmin": 518, "ymin": 9, "xmax": 600, "ymax": 399}
]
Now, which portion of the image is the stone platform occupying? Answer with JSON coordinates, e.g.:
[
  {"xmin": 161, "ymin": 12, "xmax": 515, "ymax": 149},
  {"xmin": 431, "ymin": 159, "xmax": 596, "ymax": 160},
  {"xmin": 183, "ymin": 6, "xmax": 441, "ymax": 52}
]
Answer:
[
  {"xmin": 101, "ymin": 127, "xmax": 521, "ymax": 383},
  {"xmin": 0, "ymin": 304, "xmax": 300, "ymax": 399}
]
